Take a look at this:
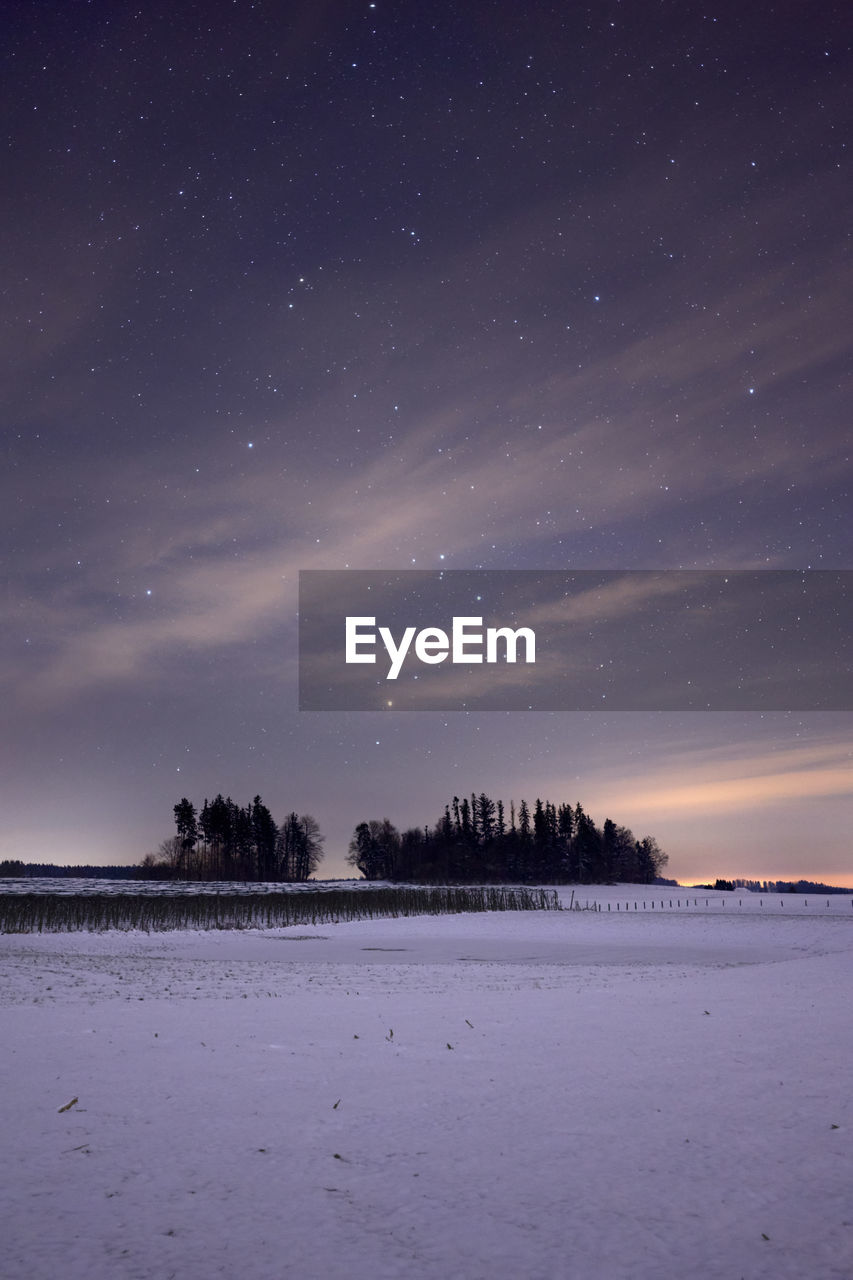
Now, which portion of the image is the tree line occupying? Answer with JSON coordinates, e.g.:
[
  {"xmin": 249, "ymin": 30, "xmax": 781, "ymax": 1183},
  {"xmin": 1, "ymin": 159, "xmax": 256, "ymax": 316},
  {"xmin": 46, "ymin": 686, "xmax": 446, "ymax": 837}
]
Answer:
[
  {"xmin": 0, "ymin": 862, "xmax": 145, "ymax": 880},
  {"xmin": 148, "ymin": 795, "xmax": 325, "ymax": 881},
  {"xmin": 0, "ymin": 791, "xmax": 670, "ymax": 886},
  {"xmin": 347, "ymin": 793, "xmax": 669, "ymax": 885},
  {"xmin": 734, "ymin": 878, "xmax": 852, "ymax": 895}
]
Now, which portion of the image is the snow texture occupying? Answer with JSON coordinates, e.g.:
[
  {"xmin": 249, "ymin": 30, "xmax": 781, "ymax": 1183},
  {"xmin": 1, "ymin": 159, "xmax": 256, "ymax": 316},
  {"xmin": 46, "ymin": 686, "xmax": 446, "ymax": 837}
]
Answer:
[{"xmin": 2, "ymin": 884, "xmax": 851, "ymax": 1280}]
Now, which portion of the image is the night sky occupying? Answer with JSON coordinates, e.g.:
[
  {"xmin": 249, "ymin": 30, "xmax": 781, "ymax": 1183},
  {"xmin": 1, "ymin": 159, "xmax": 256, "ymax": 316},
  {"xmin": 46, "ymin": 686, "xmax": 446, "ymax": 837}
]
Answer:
[{"xmin": 3, "ymin": 0, "xmax": 851, "ymax": 883}]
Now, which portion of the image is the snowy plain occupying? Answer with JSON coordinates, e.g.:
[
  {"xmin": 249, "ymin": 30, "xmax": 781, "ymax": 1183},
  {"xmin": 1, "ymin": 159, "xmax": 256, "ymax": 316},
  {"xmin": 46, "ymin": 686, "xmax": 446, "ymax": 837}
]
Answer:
[{"xmin": 1, "ymin": 883, "xmax": 851, "ymax": 1280}]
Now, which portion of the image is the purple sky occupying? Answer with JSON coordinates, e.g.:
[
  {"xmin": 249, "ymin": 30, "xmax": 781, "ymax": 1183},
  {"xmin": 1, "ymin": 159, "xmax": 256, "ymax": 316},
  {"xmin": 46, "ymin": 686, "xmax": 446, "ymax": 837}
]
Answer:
[{"xmin": 2, "ymin": 1, "xmax": 850, "ymax": 883}]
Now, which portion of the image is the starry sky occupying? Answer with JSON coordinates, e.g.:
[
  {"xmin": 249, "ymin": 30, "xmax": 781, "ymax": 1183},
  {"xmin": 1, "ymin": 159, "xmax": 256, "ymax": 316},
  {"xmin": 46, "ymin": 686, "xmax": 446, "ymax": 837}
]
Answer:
[{"xmin": 3, "ymin": 0, "xmax": 851, "ymax": 884}]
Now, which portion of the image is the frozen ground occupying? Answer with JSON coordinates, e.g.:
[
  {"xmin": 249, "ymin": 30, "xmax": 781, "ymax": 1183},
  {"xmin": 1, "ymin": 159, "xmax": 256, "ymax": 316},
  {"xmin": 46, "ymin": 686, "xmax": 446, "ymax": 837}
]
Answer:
[{"xmin": 1, "ymin": 885, "xmax": 851, "ymax": 1280}]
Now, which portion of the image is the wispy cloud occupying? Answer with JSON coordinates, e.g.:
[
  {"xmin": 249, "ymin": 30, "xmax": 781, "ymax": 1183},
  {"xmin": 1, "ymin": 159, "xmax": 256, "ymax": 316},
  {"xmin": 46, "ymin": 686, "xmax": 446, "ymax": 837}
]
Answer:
[{"xmin": 584, "ymin": 738, "xmax": 853, "ymax": 819}]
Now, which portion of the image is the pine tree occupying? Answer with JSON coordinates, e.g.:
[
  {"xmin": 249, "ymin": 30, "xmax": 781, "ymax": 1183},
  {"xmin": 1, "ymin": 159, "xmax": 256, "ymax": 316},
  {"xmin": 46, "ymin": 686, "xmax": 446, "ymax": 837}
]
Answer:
[
  {"xmin": 250, "ymin": 796, "xmax": 278, "ymax": 880},
  {"xmin": 173, "ymin": 799, "xmax": 198, "ymax": 876},
  {"xmin": 478, "ymin": 793, "xmax": 496, "ymax": 845}
]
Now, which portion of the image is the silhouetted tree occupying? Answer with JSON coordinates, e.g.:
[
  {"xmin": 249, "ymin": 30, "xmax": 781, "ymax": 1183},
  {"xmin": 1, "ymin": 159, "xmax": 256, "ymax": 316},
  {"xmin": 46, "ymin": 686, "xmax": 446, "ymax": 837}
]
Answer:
[
  {"xmin": 278, "ymin": 812, "xmax": 325, "ymax": 880},
  {"xmin": 251, "ymin": 796, "xmax": 278, "ymax": 880},
  {"xmin": 173, "ymin": 798, "xmax": 198, "ymax": 875},
  {"xmin": 636, "ymin": 835, "xmax": 668, "ymax": 883},
  {"xmin": 346, "ymin": 819, "xmax": 399, "ymax": 880}
]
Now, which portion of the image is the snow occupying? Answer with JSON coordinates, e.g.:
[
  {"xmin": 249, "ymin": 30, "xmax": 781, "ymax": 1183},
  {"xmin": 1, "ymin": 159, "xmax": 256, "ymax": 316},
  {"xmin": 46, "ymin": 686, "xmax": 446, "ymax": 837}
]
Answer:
[{"xmin": 2, "ymin": 886, "xmax": 851, "ymax": 1280}]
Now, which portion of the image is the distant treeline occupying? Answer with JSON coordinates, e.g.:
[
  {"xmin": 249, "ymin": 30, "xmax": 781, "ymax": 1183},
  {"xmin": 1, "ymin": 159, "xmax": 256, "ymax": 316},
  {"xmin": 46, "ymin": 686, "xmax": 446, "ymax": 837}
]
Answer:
[
  {"xmin": 735, "ymin": 878, "xmax": 852, "ymax": 895},
  {"xmin": 0, "ymin": 862, "xmax": 142, "ymax": 879},
  {"xmin": 348, "ymin": 794, "xmax": 669, "ymax": 885}
]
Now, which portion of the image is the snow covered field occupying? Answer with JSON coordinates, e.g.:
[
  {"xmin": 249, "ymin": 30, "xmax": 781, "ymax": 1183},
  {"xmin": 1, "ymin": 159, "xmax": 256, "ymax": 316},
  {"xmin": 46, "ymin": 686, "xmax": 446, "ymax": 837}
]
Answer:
[{"xmin": 2, "ymin": 886, "xmax": 851, "ymax": 1280}]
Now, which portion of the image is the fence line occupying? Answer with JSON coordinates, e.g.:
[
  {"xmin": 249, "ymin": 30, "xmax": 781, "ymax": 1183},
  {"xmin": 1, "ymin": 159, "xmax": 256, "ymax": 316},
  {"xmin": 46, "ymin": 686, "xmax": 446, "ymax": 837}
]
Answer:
[
  {"xmin": 0, "ymin": 885, "xmax": 561, "ymax": 933},
  {"xmin": 569, "ymin": 896, "xmax": 853, "ymax": 914}
]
